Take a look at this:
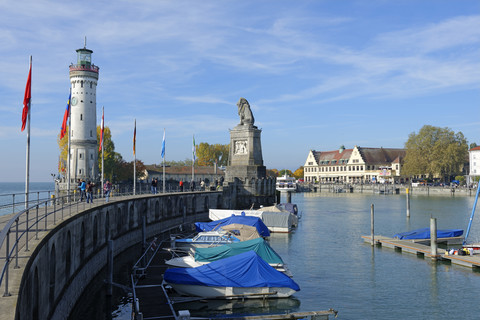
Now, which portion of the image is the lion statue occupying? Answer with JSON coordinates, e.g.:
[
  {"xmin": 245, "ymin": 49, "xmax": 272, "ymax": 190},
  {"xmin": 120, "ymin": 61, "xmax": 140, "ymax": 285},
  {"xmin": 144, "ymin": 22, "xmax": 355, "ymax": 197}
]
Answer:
[{"xmin": 237, "ymin": 98, "xmax": 255, "ymax": 126}]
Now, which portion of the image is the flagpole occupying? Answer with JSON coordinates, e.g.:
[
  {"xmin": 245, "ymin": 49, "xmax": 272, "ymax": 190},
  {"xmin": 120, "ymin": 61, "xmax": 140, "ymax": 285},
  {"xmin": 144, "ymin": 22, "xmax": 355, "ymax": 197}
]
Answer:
[
  {"xmin": 192, "ymin": 134, "xmax": 195, "ymax": 186},
  {"xmin": 162, "ymin": 128, "xmax": 166, "ymax": 193},
  {"xmin": 101, "ymin": 106, "xmax": 104, "ymax": 198},
  {"xmin": 133, "ymin": 119, "xmax": 136, "ymax": 195},
  {"xmin": 67, "ymin": 87, "xmax": 71, "ymax": 199},
  {"xmin": 24, "ymin": 56, "xmax": 32, "ymax": 209}
]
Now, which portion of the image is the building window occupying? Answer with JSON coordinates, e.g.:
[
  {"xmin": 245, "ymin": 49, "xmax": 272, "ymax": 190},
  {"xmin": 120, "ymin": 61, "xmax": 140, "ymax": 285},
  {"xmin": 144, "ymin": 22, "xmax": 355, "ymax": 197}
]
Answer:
[
  {"xmin": 79, "ymin": 153, "xmax": 83, "ymax": 159},
  {"xmin": 90, "ymin": 130, "xmax": 92, "ymax": 137},
  {"xmin": 90, "ymin": 82, "xmax": 92, "ymax": 89},
  {"xmin": 73, "ymin": 83, "xmax": 75, "ymax": 89},
  {"xmin": 81, "ymin": 81, "xmax": 83, "ymax": 88},
  {"xmin": 91, "ymin": 154, "xmax": 93, "ymax": 159},
  {"xmin": 79, "ymin": 169, "xmax": 82, "ymax": 175},
  {"xmin": 80, "ymin": 114, "xmax": 83, "ymax": 121}
]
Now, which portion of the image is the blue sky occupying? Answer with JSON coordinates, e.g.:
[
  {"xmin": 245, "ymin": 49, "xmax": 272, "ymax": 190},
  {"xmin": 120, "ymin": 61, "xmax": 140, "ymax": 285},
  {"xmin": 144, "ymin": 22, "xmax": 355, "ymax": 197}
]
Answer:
[{"xmin": 1, "ymin": 0, "xmax": 479, "ymax": 182}]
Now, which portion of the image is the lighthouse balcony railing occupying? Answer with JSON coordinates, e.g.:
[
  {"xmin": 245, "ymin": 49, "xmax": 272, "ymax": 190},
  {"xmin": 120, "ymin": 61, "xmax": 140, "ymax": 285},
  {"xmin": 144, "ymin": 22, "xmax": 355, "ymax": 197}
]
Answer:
[{"xmin": 69, "ymin": 64, "xmax": 99, "ymax": 73}]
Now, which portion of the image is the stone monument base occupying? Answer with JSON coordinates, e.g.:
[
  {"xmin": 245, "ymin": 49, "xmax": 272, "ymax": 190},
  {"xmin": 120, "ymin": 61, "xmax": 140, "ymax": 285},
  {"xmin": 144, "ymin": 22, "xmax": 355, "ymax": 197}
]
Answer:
[{"xmin": 225, "ymin": 165, "xmax": 266, "ymax": 183}]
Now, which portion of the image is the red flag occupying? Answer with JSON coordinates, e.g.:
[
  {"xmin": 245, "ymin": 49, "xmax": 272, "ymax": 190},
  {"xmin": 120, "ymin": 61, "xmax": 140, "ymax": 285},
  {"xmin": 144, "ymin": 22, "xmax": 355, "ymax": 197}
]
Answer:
[
  {"xmin": 133, "ymin": 119, "xmax": 136, "ymax": 156},
  {"xmin": 99, "ymin": 108, "xmax": 104, "ymax": 151},
  {"xmin": 60, "ymin": 94, "xmax": 71, "ymax": 139},
  {"xmin": 21, "ymin": 62, "xmax": 32, "ymax": 131}
]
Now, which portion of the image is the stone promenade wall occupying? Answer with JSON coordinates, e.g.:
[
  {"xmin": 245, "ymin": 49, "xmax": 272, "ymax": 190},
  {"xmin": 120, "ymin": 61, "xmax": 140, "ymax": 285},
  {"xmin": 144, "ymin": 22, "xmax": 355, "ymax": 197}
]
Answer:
[{"xmin": 15, "ymin": 192, "xmax": 221, "ymax": 320}]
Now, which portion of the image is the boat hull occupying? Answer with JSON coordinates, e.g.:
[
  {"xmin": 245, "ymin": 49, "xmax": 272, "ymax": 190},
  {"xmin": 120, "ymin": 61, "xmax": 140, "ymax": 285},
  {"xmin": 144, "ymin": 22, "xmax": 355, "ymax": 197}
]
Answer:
[{"xmin": 168, "ymin": 283, "xmax": 297, "ymax": 299}]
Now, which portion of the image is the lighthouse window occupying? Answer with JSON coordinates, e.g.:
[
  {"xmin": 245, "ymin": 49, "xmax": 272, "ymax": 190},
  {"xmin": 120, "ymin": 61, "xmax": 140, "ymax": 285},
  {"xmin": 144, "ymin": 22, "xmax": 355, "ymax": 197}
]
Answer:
[
  {"xmin": 90, "ymin": 130, "xmax": 92, "ymax": 137},
  {"xmin": 79, "ymin": 153, "xmax": 83, "ymax": 159},
  {"xmin": 80, "ymin": 114, "xmax": 83, "ymax": 121},
  {"xmin": 91, "ymin": 154, "xmax": 93, "ymax": 160},
  {"xmin": 90, "ymin": 83, "xmax": 92, "ymax": 89},
  {"xmin": 79, "ymin": 169, "xmax": 82, "ymax": 175},
  {"xmin": 73, "ymin": 83, "xmax": 75, "ymax": 89},
  {"xmin": 81, "ymin": 81, "xmax": 83, "ymax": 88}
]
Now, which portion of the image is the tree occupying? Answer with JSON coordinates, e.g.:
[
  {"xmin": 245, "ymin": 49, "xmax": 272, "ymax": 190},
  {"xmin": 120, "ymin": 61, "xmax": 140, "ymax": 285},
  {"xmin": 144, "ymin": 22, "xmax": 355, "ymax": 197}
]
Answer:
[
  {"xmin": 266, "ymin": 169, "xmax": 278, "ymax": 178},
  {"xmin": 96, "ymin": 125, "xmax": 120, "ymax": 181},
  {"xmin": 196, "ymin": 142, "xmax": 229, "ymax": 166},
  {"xmin": 403, "ymin": 125, "xmax": 468, "ymax": 182},
  {"xmin": 293, "ymin": 166, "xmax": 304, "ymax": 179},
  {"xmin": 278, "ymin": 169, "xmax": 293, "ymax": 177},
  {"xmin": 113, "ymin": 159, "xmax": 147, "ymax": 183},
  {"xmin": 470, "ymin": 142, "xmax": 478, "ymax": 149}
]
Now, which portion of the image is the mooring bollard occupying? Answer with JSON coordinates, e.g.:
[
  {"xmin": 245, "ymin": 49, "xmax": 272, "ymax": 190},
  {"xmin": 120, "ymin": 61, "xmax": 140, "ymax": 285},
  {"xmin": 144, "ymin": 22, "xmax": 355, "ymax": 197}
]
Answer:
[
  {"xmin": 430, "ymin": 217, "xmax": 438, "ymax": 258},
  {"xmin": 406, "ymin": 188, "xmax": 410, "ymax": 218},
  {"xmin": 371, "ymin": 204, "xmax": 375, "ymax": 246}
]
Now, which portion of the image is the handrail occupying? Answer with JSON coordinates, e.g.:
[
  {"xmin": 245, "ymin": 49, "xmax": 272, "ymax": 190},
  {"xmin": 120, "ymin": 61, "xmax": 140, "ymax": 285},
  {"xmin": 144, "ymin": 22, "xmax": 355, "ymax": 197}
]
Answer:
[{"xmin": 0, "ymin": 186, "xmax": 209, "ymax": 296}]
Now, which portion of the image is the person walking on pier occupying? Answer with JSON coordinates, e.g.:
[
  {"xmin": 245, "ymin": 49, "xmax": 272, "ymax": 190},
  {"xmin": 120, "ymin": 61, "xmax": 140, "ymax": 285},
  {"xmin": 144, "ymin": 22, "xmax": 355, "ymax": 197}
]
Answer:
[
  {"xmin": 79, "ymin": 179, "xmax": 86, "ymax": 202},
  {"xmin": 151, "ymin": 178, "xmax": 158, "ymax": 194},
  {"xmin": 179, "ymin": 180, "xmax": 184, "ymax": 192},
  {"xmin": 86, "ymin": 181, "xmax": 95, "ymax": 203},
  {"xmin": 104, "ymin": 180, "xmax": 112, "ymax": 202}
]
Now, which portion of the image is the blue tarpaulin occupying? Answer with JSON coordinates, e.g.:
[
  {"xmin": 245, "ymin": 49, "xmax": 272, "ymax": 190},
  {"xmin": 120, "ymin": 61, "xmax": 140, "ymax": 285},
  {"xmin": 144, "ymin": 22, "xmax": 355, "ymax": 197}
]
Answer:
[
  {"xmin": 394, "ymin": 228, "xmax": 463, "ymax": 240},
  {"xmin": 164, "ymin": 251, "xmax": 300, "ymax": 291},
  {"xmin": 195, "ymin": 215, "xmax": 270, "ymax": 237}
]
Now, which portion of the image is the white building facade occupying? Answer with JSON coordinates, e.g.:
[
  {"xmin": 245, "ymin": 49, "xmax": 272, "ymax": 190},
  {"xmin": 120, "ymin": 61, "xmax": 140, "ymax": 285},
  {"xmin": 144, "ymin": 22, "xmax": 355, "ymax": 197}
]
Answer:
[
  {"xmin": 304, "ymin": 146, "xmax": 406, "ymax": 184},
  {"xmin": 68, "ymin": 46, "xmax": 99, "ymax": 182},
  {"xmin": 468, "ymin": 146, "xmax": 480, "ymax": 185}
]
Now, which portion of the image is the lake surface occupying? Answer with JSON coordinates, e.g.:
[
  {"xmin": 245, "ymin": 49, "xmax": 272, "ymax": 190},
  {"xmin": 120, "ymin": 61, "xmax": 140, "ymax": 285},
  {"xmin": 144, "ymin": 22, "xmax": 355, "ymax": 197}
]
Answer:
[{"xmin": 71, "ymin": 191, "xmax": 480, "ymax": 319}]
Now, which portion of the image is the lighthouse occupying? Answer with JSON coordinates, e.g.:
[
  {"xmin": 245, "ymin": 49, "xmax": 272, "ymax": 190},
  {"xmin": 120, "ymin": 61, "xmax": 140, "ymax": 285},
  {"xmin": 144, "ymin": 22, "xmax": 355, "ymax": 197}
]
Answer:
[{"xmin": 68, "ymin": 43, "xmax": 100, "ymax": 182}]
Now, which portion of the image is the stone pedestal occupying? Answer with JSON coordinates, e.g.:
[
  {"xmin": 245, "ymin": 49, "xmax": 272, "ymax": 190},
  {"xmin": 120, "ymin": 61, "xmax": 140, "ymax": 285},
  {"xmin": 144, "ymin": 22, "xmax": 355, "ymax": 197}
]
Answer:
[{"xmin": 225, "ymin": 124, "xmax": 266, "ymax": 182}]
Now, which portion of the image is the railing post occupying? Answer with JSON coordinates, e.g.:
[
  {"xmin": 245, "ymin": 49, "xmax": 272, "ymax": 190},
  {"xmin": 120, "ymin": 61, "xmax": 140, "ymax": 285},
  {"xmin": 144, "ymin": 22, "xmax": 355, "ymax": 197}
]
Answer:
[
  {"xmin": 44, "ymin": 201, "xmax": 48, "ymax": 230},
  {"xmin": 12, "ymin": 194, "xmax": 15, "ymax": 215},
  {"xmin": 35, "ymin": 205, "xmax": 39, "ymax": 240},
  {"xmin": 53, "ymin": 198, "xmax": 56, "ymax": 225},
  {"xmin": 3, "ymin": 230, "xmax": 11, "ymax": 297},
  {"xmin": 26, "ymin": 209, "xmax": 29, "ymax": 252},
  {"xmin": 14, "ymin": 218, "xmax": 19, "ymax": 269}
]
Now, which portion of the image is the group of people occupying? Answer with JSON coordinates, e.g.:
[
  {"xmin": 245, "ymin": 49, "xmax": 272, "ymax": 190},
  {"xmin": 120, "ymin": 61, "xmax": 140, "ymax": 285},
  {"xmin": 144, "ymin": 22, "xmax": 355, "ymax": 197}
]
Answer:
[{"xmin": 77, "ymin": 179, "xmax": 112, "ymax": 203}]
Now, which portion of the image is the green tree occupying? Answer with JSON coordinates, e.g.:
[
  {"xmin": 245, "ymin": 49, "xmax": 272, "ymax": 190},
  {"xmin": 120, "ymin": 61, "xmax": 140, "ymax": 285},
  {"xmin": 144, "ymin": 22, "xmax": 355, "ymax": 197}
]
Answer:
[
  {"xmin": 278, "ymin": 169, "xmax": 293, "ymax": 177},
  {"xmin": 266, "ymin": 169, "xmax": 278, "ymax": 178},
  {"xmin": 196, "ymin": 142, "xmax": 229, "ymax": 166},
  {"xmin": 293, "ymin": 166, "xmax": 304, "ymax": 179},
  {"xmin": 470, "ymin": 142, "xmax": 478, "ymax": 149},
  {"xmin": 97, "ymin": 126, "xmax": 120, "ymax": 181},
  {"xmin": 113, "ymin": 159, "xmax": 147, "ymax": 183},
  {"xmin": 403, "ymin": 125, "xmax": 468, "ymax": 181}
]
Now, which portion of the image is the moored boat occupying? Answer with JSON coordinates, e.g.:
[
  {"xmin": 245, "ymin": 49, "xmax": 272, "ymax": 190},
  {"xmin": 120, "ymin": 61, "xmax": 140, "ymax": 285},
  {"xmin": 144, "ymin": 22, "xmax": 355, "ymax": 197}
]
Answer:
[
  {"xmin": 165, "ymin": 237, "xmax": 293, "ymax": 276},
  {"xmin": 209, "ymin": 204, "xmax": 299, "ymax": 233},
  {"xmin": 172, "ymin": 230, "xmax": 241, "ymax": 251},
  {"xmin": 276, "ymin": 174, "xmax": 297, "ymax": 192},
  {"xmin": 163, "ymin": 251, "xmax": 300, "ymax": 299}
]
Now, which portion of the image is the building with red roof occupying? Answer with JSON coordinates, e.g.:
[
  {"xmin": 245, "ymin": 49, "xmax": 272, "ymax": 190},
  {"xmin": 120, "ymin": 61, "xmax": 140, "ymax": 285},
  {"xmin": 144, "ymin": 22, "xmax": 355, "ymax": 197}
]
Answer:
[{"xmin": 304, "ymin": 145, "xmax": 406, "ymax": 184}]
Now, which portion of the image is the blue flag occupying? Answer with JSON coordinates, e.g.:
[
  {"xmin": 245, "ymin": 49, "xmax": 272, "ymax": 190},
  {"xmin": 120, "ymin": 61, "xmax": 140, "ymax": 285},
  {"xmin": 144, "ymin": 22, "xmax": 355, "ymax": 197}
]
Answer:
[{"xmin": 161, "ymin": 129, "xmax": 165, "ymax": 159}]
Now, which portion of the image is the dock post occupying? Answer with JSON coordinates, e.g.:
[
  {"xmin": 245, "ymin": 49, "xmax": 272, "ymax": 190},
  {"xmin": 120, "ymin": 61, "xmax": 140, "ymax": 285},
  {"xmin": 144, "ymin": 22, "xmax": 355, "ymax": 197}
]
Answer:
[
  {"xmin": 286, "ymin": 191, "xmax": 292, "ymax": 203},
  {"xmin": 430, "ymin": 217, "xmax": 438, "ymax": 259},
  {"xmin": 107, "ymin": 239, "xmax": 113, "ymax": 296},
  {"xmin": 406, "ymin": 188, "xmax": 410, "ymax": 218},
  {"xmin": 370, "ymin": 204, "xmax": 375, "ymax": 246}
]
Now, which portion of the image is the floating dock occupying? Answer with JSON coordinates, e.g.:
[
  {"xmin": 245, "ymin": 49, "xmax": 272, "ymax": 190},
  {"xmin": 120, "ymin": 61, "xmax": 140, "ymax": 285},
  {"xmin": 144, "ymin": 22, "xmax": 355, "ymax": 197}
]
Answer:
[{"xmin": 362, "ymin": 235, "xmax": 480, "ymax": 269}]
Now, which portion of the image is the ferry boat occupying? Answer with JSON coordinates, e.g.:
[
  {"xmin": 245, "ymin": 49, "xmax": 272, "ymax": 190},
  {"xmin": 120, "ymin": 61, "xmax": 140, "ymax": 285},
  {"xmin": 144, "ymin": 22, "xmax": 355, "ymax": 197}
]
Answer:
[{"xmin": 276, "ymin": 174, "xmax": 297, "ymax": 192}]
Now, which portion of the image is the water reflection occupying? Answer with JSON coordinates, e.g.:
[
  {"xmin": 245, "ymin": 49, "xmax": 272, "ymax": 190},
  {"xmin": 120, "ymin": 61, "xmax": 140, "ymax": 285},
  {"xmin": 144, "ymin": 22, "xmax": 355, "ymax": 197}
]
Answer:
[{"xmin": 175, "ymin": 297, "xmax": 301, "ymax": 318}]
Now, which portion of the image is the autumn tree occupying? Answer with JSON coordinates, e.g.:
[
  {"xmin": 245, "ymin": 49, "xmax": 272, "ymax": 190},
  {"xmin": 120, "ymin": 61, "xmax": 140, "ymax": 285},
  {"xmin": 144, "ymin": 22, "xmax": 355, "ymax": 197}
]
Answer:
[
  {"xmin": 293, "ymin": 166, "xmax": 304, "ymax": 179},
  {"xmin": 403, "ymin": 125, "xmax": 468, "ymax": 182},
  {"xmin": 196, "ymin": 142, "xmax": 229, "ymax": 166}
]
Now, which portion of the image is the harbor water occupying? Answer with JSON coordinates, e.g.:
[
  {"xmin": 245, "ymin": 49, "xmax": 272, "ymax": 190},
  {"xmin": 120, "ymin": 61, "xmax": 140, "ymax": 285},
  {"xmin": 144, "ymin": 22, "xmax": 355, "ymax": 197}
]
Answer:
[{"xmin": 55, "ymin": 191, "xmax": 480, "ymax": 319}]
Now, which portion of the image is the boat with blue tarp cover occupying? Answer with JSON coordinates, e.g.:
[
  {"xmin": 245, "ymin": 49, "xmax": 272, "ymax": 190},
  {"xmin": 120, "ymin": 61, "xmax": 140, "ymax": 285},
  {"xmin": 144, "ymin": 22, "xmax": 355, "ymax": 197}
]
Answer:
[
  {"xmin": 195, "ymin": 215, "xmax": 271, "ymax": 237},
  {"xmin": 163, "ymin": 251, "xmax": 300, "ymax": 299},
  {"xmin": 394, "ymin": 228, "xmax": 463, "ymax": 240},
  {"xmin": 165, "ymin": 237, "xmax": 292, "ymax": 276}
]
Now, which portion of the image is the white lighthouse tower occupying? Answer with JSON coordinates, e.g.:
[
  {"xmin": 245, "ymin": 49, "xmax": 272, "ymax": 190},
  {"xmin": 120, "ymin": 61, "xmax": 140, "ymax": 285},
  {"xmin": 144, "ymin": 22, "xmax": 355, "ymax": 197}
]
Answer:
[{"xmin": 68, "ymin": 42, "xmax": 100, "ymax": 183}]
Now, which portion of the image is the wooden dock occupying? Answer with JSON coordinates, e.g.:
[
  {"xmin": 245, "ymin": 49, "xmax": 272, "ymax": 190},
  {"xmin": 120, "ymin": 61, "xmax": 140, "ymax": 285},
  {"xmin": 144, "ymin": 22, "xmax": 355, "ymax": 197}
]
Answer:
[{"xmin": 362, "ymin": 235, "xmax": 480, "ymax": 269}]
